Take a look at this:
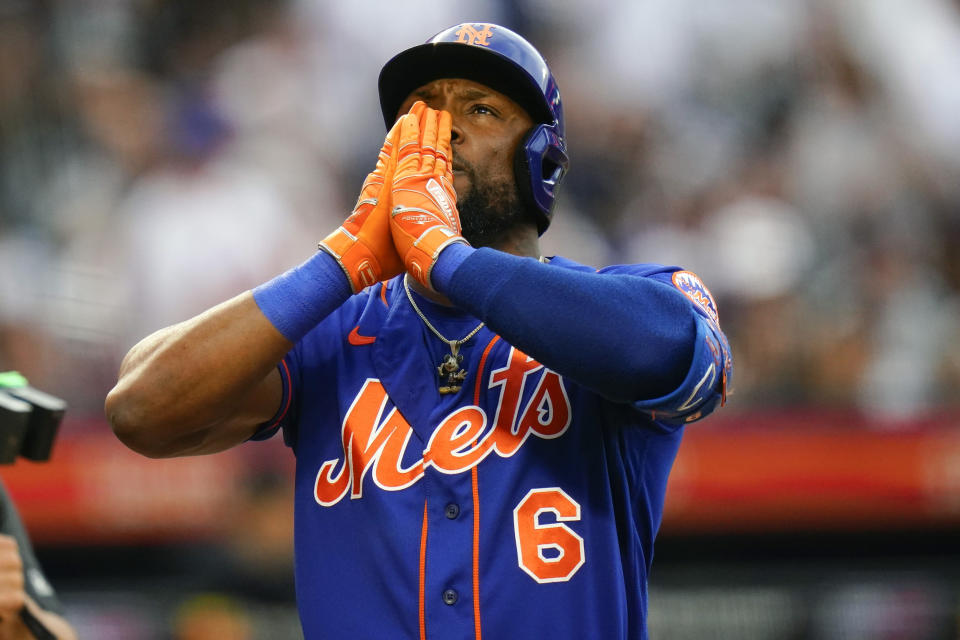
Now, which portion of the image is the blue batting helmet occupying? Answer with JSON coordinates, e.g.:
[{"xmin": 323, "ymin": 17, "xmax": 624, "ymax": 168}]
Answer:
[{"xmin": 378, "ymin": 23, "xmax": 569, "ymax": 234}]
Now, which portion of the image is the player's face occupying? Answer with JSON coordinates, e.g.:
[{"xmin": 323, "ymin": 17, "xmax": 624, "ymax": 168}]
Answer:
[{"xmin": 396, "ymin": 78, "xmax": 535, "ymax": 247}]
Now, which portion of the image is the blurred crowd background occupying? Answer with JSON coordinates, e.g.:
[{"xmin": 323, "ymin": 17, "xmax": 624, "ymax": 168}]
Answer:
[{"xmin": 1, "ymin": 0, "xmax": 959, "ymax": 638}]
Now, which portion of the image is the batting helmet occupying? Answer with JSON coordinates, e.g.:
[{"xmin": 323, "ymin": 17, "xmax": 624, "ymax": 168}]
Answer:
[{"xmin": 378, "ymin": 23, "xmax": 569, "ymax": 234}]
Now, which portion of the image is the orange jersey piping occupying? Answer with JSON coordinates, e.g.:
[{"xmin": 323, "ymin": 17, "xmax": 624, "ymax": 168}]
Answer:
[{"xmin": 470, "ymin": 334, "xmax": 500, "ymax": 639}]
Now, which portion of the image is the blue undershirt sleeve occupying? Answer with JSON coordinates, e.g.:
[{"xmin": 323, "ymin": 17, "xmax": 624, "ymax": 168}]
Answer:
[
  {"xmin": 250, "ymin": 251, "xmax": 350, "ymax": 440},
  {"xmin": 432, "ymin": 246, "xmax": 696, "ymax": 403},
  {"xmin": 252, "ymin": 250, "xmax": 352, "ymax": 344}
]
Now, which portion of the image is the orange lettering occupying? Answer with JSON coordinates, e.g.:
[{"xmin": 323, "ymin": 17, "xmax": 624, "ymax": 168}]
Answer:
[
  {"xmin": 314, "ymin": 457, "xmax": 350, "ymax": 507},
  {"xmin": 314, "ymin": 379, "xmax": 421, "ymax": 506},
  {"xmin": 517, "ymin": 371, "xmax": 570, "ymax": 438},
  {"xmin": 357, "ymin": 408, "xmax": 423, "ymax": 496},
  {"xmin": 313, "ymin": 357, "xmax": 573, "ymax": 507},
  {"xmin": 424, "ymin": 406, "xmax": 490, "ymax": 473},
  {"xmin": 488, "ymin": 348, "xmax": 543, "ymax": 456},
  {"xmin": 454, "ymin": 24, "xmax": 495, "ymax": 46}
]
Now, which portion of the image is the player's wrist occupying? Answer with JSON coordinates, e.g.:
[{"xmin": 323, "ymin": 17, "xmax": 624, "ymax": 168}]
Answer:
[
  {"xmin": 252, "ymin": 250, "xmax": 353, "ymax": 343},
  {"xmin": 428, "ymin": 241, "xmax": 474, "ymax": 292},
  {"xmin": 318, "ymin": 225, "xmax": 395, "ymax": 293},
  {"xmin": 397, "ymin": 226, "xmax": 466, "ymax": 291},
  {"xmin": 317, "ymin": 229, "xmax": 359, "ymax": 288}
]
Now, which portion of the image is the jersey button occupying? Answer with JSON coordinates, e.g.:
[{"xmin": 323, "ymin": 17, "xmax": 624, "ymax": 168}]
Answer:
[
  {"xmin": 442, "ymin": 589, "xmax": 458, "ymax": 605},
  {"xmin": 444, "ymin": 503, "xmax": 460, "ymax": 519}
]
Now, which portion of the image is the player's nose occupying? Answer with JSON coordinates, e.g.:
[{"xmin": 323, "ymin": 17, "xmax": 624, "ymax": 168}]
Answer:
[
  {"xmin": 449, "ymin": 118, "xmax": 463, "ymax": 145},
  {"xmin": 427, "ymin": 102, "xmax": 462, "ymax": 146},
  {"xmin": 426, "ymin": 103, "xmax": 462, "ymax": 146}
]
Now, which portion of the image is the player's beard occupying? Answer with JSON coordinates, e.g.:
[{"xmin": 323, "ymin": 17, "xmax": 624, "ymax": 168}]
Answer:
[{"xmin": 455, "ymin": 165, "xmax": 536, "ymax": 249}]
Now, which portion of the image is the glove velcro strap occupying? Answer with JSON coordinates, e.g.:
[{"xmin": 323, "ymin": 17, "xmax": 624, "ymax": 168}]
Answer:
[
  {"xmin": 405, "ymin": 226, "xmax": 466, "ymax": 290},
  {"xmin": 318, "ymin": 227, "xmax": 379, "ymax": 293}
]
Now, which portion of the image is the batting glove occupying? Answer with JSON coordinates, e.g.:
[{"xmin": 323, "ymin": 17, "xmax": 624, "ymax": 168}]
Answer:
[
  {"xmin": 319, "ymin": 102, "xmax": 427, "ymax": 292},
  {"xmin": 390, "ymin": 102, "xmax": 467, "ymax": 290}
]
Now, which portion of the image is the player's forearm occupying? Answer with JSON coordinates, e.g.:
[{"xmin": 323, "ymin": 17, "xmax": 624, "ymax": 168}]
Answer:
[
  {"xmin": 433, "ymin": 246, "xmax": 697, "ymax": 403},
  {"xmin": 108, "ymin": 250, "xmax": 352, "ymax": 457},
  {"xmin": 106, "ymin": 292, "xmax": 292, "ymax": 457}
]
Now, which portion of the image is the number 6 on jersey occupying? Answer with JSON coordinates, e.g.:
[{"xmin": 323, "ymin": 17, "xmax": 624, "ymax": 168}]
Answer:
[{"xmin": 513, "ymin": 487, "xmax": 585, "ymax": 583}]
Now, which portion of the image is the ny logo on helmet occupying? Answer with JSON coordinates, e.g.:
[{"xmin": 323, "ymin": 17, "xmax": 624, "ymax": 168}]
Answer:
[{"xmin": 455, "ymin": 23, "xmax": 495, "ymax": 46}]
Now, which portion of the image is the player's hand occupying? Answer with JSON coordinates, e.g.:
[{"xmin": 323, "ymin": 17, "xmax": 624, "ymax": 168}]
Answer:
[
  {"xmin": 319, "ymin": 101, "xmax": 427, "ymax": 292},
  {"xmin": 389, "ymin": 101, "xmax": 467, "ymax": 290}
]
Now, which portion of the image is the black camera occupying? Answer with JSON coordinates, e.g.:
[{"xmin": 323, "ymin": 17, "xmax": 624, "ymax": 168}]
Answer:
[{"xmin": 0, "ymin": 374, "xmax": 66, "ymax": 464}]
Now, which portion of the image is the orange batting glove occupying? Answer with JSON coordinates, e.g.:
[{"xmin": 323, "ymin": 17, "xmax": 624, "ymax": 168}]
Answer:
[
  {"xmin": 390, "ymin": 102, "xmax": 467, "ymax": 290},
  {"xmin": 319, "ymin": 102, "xmax": 427, "ymax": 292}
]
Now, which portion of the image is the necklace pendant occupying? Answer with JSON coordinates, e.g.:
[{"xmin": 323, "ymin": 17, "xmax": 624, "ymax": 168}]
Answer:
[{"xmin": 437, "ymin": 351, "xmax": 467, "ymax": 394}]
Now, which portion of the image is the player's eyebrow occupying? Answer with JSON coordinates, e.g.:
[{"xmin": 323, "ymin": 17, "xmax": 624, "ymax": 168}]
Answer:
[
  {"xmin": 411, "ymin": 86, "xmax": 437, "ymax": 101},
  {"xmin": 456, "ymin": 87, "xmax": 495, "ymax": 101},
  {"xmin": 412, "ymin": 84, "xmax": 498, "ymax": 102}
]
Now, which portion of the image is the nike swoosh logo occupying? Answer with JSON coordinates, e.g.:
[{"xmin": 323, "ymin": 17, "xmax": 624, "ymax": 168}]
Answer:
[{"xmin": 348, "ymin": 326, "xmax": 376, "ymax": 346}]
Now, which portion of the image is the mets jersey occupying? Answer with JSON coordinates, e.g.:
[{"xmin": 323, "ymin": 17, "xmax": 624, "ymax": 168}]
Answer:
[{"xmin": 260, "ymin": 256, "xmax": 728, "ymax": 639}]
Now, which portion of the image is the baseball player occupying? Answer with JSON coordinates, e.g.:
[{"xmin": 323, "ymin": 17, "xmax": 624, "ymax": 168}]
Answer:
[{"xmin": 107, "ymin": 23, "xmax": 732, "ymax": 639}]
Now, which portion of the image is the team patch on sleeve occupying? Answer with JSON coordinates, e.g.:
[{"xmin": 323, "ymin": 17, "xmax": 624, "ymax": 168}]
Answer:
[{"xmin": 671, "ymin": 271, "xmax": 719, "ymax": 324}]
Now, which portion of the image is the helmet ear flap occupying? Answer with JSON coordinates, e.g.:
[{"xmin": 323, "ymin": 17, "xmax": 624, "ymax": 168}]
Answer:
[
  {"xmin": 513, "ymin": 127, "xmax": 540, "ymax": 233},
  {"xmin": 513, "ymin": 124, "xmax": 569, "ymax": 235}
]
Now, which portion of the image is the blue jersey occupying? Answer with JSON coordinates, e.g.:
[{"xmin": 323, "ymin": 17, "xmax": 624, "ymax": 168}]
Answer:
[{"xmin": 263, "ymin": 257, "xmax": 726, "ymax": 639}]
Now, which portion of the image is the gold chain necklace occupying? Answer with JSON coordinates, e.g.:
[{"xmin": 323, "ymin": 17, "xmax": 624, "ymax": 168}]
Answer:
[{"xmin": 403, "ymin": 274, "xmax": 485, "ymax": 395}]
